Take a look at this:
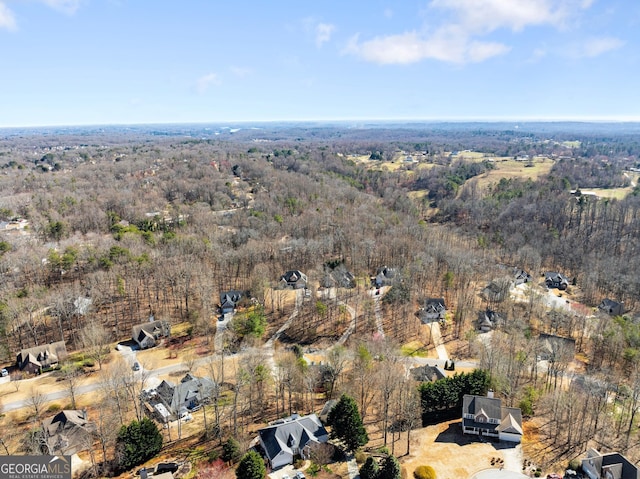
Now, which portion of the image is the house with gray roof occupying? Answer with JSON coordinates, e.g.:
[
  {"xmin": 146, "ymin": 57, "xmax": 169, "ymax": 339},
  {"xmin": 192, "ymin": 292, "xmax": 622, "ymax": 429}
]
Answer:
[
  {"xmin": 16, "ymin": 340, "xmax": 68, "ymax": 374},
  {"xmin": 537, "ymin": 333, "xmax": 576, "ymax": 362},
  {"xmin": 478, "ymin": 309, "xmax": 504, "ymax": 332},
  {"xmin": 581, "ymin": 448, "xmax": 639, "ymax": 479},
  {"xmin": 41, "ymin": 409, "xmax": 95, "ymax": 456},
  {"xmin": 258, "ymin": 413, "xmax": 329, "ymax": 469},
  {"xmin": 420, "ymin": 298, "xmax": 446, "ymax": 323},
  {"xmin": 514, "ymin": 268, "xmax": 532, "ymax": 285},
  {"xmin": 545, "ymin": 272, "xmax": 569, "ymax": 290},
  {"xmin": 132, "ymin": 319, "xmax": 170, "ymax": 350},
  {"xmin": 462, "ymin": 392, "xmax": 523, "ymax": 443},
  {"xmin": 144, "ymin": 373, "xmax": 214, "ymax": 419},
  {"xmin": 598, "ymin": 298, "xmax": 624, "ymax": 317},
  {"xmin": 410, "ymin": 364, "xmax": 446, "ymax": 382},
  {"xmin": 220, "ymin": 290, "xmax": 243, "ymax": 314},
  {"xmin": 280, "ymin": 270, "xmax": 308, "ymax": 289},
  {"xmin": 372, "ymin": 266, "xmax": 396, "ymax": 288}
]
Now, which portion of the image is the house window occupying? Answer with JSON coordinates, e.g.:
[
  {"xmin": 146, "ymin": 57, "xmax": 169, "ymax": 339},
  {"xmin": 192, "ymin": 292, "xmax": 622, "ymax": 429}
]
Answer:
[{"xmin": 476, "ymin": 415, "xmax": 486, "ymax": 423}]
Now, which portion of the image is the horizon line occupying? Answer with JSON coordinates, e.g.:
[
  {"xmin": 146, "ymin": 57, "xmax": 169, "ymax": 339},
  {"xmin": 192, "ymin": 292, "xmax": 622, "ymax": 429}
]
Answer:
[{"xmin": 3, "ymin": 116, "xmax": 640, "ymax": 129}]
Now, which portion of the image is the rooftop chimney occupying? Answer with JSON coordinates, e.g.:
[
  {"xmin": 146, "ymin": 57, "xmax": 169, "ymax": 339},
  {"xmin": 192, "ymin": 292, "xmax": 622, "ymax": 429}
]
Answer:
[{"xmin": 487, "ymin": 389, "xmax": 494, "ymax": 399}]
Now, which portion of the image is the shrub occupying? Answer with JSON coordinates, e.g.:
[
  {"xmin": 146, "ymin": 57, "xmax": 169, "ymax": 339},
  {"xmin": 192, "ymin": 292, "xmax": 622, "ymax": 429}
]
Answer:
[
  {"xmin": 354, "ymin": 451, "xmax": 367, "ymax": 464},
  {"xmin": 413, "ymin": 465, "xmax": 436, "ymax": 479},
  {"xmin": 568, "ymin": 459, "xmax": 582, "ymax": 471},
  {"xmin": 307, "ymin": 463, "xmax": 321, "ymax": 476},
  {"xmin": 46, "ymin": 404, "xmax": 62, "ymax": 413},
  {"xmin": 222, "ymin": 437, "xmax": 241, "ymax": 464}
]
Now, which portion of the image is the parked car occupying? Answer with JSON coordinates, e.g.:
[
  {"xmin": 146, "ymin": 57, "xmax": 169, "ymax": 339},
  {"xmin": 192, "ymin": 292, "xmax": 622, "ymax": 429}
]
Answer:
[
  {"xmin": 295, "ymin": 472, "xmax": 306, "ymax": 479},
  {"xmin": 132, "ymin": 362, "xmax": 141, "ymax": 371},
  {"xmin": 0, "ymin": 368, "xmax": 8, "ymax": 377},
  {"xmin": 282, "ymin": 474, "xmax": 290, "ymax": 479}
]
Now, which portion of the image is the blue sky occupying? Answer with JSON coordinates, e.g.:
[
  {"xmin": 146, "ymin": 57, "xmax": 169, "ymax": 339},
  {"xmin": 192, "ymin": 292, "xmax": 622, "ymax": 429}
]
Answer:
[{"xmin": 0, "ymin": 0, "xmax": 639, "ymax": 126}]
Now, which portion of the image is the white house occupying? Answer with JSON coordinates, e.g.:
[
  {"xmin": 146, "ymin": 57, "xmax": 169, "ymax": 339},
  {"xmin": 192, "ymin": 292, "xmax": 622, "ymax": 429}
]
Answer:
[{"xmin": 462, "ymin": 392, "xmax": 523, "ymax": 443}]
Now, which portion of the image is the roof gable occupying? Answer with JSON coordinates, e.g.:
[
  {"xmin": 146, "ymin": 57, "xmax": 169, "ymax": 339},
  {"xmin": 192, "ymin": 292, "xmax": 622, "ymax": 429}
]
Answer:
[{"xmin": 258, "ymin": 414, "xmax": 328, "ymax": 462}]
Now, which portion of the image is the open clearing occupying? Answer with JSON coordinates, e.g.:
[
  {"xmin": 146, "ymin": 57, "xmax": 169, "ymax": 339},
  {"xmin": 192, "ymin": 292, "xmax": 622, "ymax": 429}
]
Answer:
[
  {"xmin": 471, "ymin": 157, "xmax": 553, "ymax": 189},
  {"xmin": 400, "ymin": 419, "xmax": 525, "ymax": 479}
]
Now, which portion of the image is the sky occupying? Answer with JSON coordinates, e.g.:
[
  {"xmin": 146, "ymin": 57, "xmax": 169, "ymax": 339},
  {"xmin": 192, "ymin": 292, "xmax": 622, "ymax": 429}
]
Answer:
[{"xmin": 1, "ymin": 0, "xmax": 639, "ymax": 127}]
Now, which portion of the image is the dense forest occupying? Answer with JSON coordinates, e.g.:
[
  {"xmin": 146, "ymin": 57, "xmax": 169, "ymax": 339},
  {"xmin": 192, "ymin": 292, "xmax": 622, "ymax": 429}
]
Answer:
[{"xmin": 3, "ymin": 122, "xmax": 640, "ymax": 474}]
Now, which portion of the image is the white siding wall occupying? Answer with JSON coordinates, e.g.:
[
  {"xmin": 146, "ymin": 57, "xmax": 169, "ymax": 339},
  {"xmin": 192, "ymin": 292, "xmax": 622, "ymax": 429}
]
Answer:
[{"xmin": 499, "ymin": 432, "xmax": 522, "ymax": 443}]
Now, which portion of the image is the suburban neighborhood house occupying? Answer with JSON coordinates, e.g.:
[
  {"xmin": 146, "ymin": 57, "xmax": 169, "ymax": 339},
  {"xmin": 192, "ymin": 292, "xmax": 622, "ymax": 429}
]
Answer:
[
  {"xmin": 598, "ymin": 298, "xmax": 624, "ymax": 316},
  {"xmin": 410, "ymin": 364, "xmax": 446, "ymax": 382},
  {"xmin": 421, "ymin": 298, "xmax": 447, "ymax": 323},
  {"xmin": 257, "ymin": 413, "xmax": 329, "ymax": 469},
  {"xmin": 581, "ymin": 449, "xmax": 639, "ymax": 479},
  {"xmin": 280, "ymin": 270, "xmax": 308, "ymax": 289},
  {"xmin": 132, "ymin": 318, "xmax": 171, "ymax": 350},
  {"xmin": 545, "ymin": 272, "xmax": 570, "ymax": 290},
  {"xmin": 537, "ymin": 333, "xmax": 576, "ymax": 361},
  {"xmin": 142, "ymin": 373, "xmax": 214, "ymax": 422},
  {"xmin": 219, "ymin": 290, "xmax": 243, "ymax": 314},
  {"xmin": 372, "ymin": 266, "xmax": 396, "ymax": 288},
  {"xmin": 41, "ymin": 409, "xmax": 96, "ymax": 456},
  {"xmin": 478, "ymin": 309, "xmax": 504, "ymax": 332},
  {"xmin": 462, "ymin": 392, "xmax": 523, "ymax": 443},
  {"xmin": 514, "ymin": 268, "xmax": 532, "ymax": 285},
  {"xmin": 16, "ymin": 340, "xmax": 68, "ymax": 374}
]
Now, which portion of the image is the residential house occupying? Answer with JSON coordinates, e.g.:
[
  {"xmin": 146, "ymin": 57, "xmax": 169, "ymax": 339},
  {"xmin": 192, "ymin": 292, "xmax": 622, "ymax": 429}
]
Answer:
[
  {"xmin": 132, "ymin": 319, "xmax": 171, "ymax": 350},
  {"xmin": 545, "ymin": 272, "xmax": 569, "ymax": 290},
  {"xmin": 219, "ymin": 290, "xmax": 243, "ymax": 314},
  {"xmin": 421, "ymin": 298, "xmax": 446, "ymax": 323},
  {"xmin": 280, "ymin": 270, "xmax": 308, "ymax": 289},
  {"xmin": 481, "ymin": 279, "xmax": 512, "ymax": 303},
  {"xmin": 258, "ymin": 413, "xmax": 329, "ymax": 469},
  {"xmin": 41, "ymin": 409, "xmax": 95, "ymax": 456},
  {"xmin": 322, "ymin": 264, "xmax": 356, "ymax": 289},
  {"xmin": 514, "ymin": 268, "xmax": 532, "ymax": 285},
  {"xmin": 410, "ymin": 364, "xmax": 446, "ymax": 382},
  {"xmin": 144, "ymin": 373, "xmax": 214, "ymax": 420},
  {"xmin": 372, "ymin": 266, "xmax": 396, "ymax": 288},
  {"xmin": 598, "ymin": 298, "xmax": 624, "ymax": 317},
  {"xmin": 478, "ymin": 309, "xmax": 503, "ymax": 332},
  {"xmin": 537, "ymin": 333, "xmax": 576, "ymax": 362},
  {"xmin": 16, "ymin": 340, "xmax": 68, "ymax": 374},
  {"xmin": 318, "ymin": 399, "xmax": 338, "ymax": 423},
  {"xmin": 581, "ymin": 449, "xmax": 639, "ymax": 479},
  {"xmin": 462, "ymin": 392, "xmax": 523, "ymax": 443}
]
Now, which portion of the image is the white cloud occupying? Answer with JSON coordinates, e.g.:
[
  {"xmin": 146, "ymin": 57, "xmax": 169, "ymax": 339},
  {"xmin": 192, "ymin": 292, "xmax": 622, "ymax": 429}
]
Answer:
[
  {"xmin": 40, "ymin": 0, "xmax": 82, "ymax": 15},
  {"xmin": 0, "ymin": 0, "xmax": 81, "ymax": 31},
  {"xmin": 195, "ymin": 73, "xmax": 221, "ymax": 94},
  {"xmin": 345, "ymin": 27, "xmax": 509, "ymax": 65},
  {"xmin": 230, "ymin": 66, "xmax": 252, "ymax": 78},
  {"xmin": 346, "ymin": 0, "xmax": 594, "ymax": 65},
  {"xmin": 430, "ymin": 0, "xmax": 568, "ymax": 33},
  {"xmin": 315, "ymin": 22, "xmax": 335, "ymax": 47},
  {"xmin": 527, "ymin": 47, "xmax": 547, "ymax": 63},
  {"xmin": 575, "ymin": 36, "xmax": 624, "ymax": 58},
  {"xmin": 0, "ymin": 2, "xmax": 17, "ymax": 31}
]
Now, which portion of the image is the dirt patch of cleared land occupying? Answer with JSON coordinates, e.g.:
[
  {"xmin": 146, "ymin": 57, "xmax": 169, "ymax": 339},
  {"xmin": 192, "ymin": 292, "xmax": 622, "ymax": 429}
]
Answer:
[
  {"xmin": 400, "ymin": 420, "xmax": 516, "ymax": 479},
  {"xmin": 470, "ymin": 157, "xmax": 554, "ymax": 190}
]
